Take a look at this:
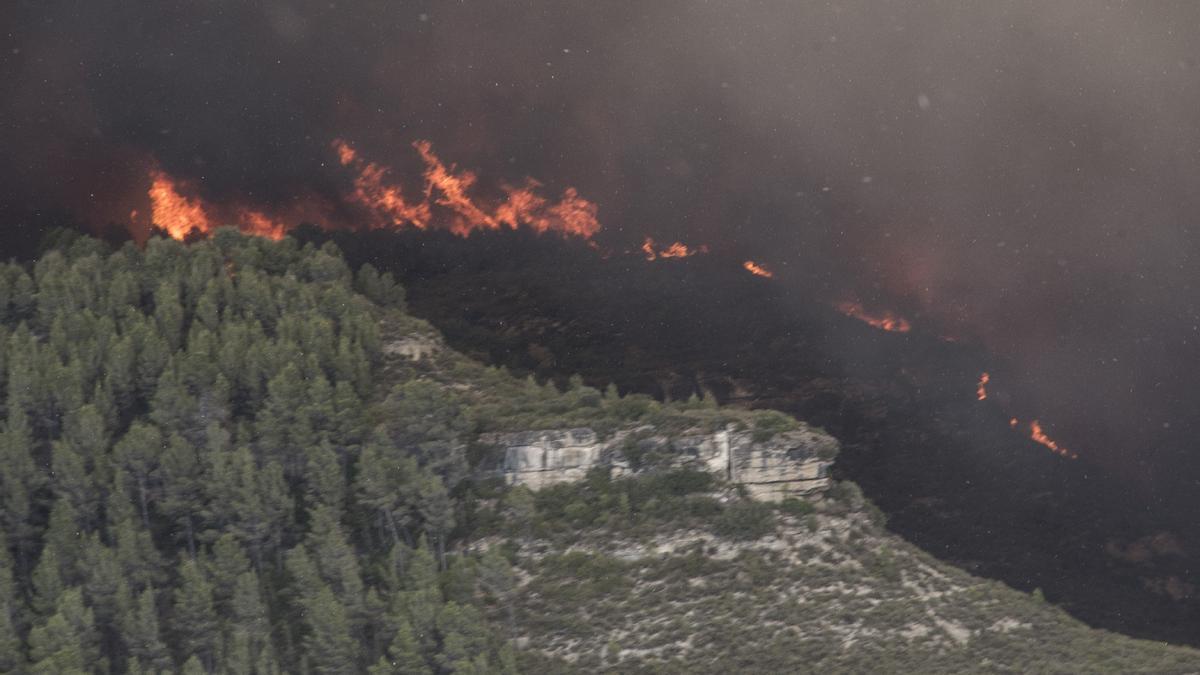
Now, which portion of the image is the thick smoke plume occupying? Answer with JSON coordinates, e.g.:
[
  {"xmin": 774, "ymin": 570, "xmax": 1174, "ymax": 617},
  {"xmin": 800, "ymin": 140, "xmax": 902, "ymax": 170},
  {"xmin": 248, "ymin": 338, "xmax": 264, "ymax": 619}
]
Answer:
[{"xmin": 4, "ymin": 1, "xmax": 1200, "ymax": 483}]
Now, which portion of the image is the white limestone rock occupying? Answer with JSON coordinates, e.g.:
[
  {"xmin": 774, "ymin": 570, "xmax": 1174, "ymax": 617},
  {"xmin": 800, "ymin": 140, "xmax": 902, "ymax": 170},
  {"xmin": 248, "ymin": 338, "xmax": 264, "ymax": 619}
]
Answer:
[{"xmin": 479, "ymin": 423, "xmax": 835, "ymax": 500}]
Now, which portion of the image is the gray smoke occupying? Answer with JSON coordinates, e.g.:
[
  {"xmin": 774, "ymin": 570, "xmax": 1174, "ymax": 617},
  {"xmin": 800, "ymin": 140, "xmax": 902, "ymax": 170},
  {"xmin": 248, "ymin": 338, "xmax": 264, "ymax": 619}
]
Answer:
[{"xmin": 4, "ymin": 0, "xmax": 1200, "ymax": 476}]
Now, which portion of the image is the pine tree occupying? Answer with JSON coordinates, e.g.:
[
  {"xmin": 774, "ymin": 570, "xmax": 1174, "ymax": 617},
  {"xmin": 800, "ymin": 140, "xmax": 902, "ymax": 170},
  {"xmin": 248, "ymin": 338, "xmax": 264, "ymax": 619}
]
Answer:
[
  {"xmin": 122, "ymin": 587, "xmax": 172, "ymax": 673},
  {"xmin": 477, "ymin": 548, "xmax": 517, "ymax": 644},
  {"xmin": 157, "ymin": 432, "xmax": 205, "ymax": 557},
  {"xmin": 113, "ymin": 422, "xmax": 165, "ymax": 528},
  {"xmin": 256, "ymin": 362, "xmax": 314, "ymax": 478},
  {"xmin": 27, "ymin": 587, "xmax": 102, "ymax": 674},
  {"xmin": 305, "ymin": 505, "xmax": 365, "ymax": 612},
  {"xmin": 228, "ymin": 451, "xmax": 292, "ymax": 570},
  {"xmin": 153, "ymin": 279, "xmax": 185, "ymax": 352},
  {"xmin": 79, "ymin": 534, "xmax": 123, "ymax": 664},
  {"xmin": 398, "ymin": 542, "xmax": 441, "ymax": 655},
  {"xmin": 108, "ymin": 482, "xmax": 167, "ymax": 593},
  {"xmin": 0, "ymin": 409, "xmax": 43, "ymax": 571},
  {"xmin": 207, "ymin": 533, "xmax": 251, "ymax": 617},
  {"xmin": 41, "ymin": 498, "xmax": 85, "ymax": 585},
  {"xmin": 356, "ymin": 440, "xmax": 421, "ymax": 549},
  {"xmin": 149, "ymin": 365, "xmax": 200, "ymax": 442},
  {"xmin": 434, "ymin": 602, "xmax": 491, "ymax": 672},
  {"xmin": 49, "ymin": 440, "xmax": 97, "ymax": 527},
  {"xmin": 171, "ymin": 557, "xmax": 219, "ymax": 670},
  {"xmin": 369, "ymin": 619, "xmax": 431, "ymax": 675},
  {"xmin": 30, "ymin": 546, "xmax": 65, "ymax": 619},
  {"xmin": 226, "ymin": 570, "xmax": 272, "ymax": 671},
  {"xmin": 303, "ymin": 584, "xmax": 358, "ymax": 675},
  {"xmin": 131, "ymin": 321, "xmax": 170, "ymax": 402},
  {"xmin": 180, "ymin": 654, "xmax": 207, "ymax": 675},
  {"xmin": 0, "ymin": 534, "xmax": 23, "ymax": 672},
  {"xmin": 303, "ymin": 440, "xmax": 344, "ymax": 511},
  {"xmin": 104, "ymin": 332, "xmax": 138, "ymax": 413},
  {"xmin": 416, "ymin": 474, "xmax": 455, "ymax": 569}
]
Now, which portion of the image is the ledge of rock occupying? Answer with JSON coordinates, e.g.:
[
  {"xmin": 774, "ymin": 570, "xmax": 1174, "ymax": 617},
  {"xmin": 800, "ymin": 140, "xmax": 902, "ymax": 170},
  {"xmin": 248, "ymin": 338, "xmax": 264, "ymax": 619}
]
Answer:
[{"xmin": 477, "ymin": 424, "xmax": 837, "ymax": 500}]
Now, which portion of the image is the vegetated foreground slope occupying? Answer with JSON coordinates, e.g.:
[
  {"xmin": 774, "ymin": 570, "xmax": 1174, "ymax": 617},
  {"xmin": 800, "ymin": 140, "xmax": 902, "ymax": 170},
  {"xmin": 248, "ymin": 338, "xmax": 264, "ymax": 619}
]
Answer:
[
  {"xmin": 0, "ymin": 230, "xmax": 1194, "ymax": 673},
  {"xmin": 308, "ymin": 228, "xmax": 1196, "ymax": 648}
]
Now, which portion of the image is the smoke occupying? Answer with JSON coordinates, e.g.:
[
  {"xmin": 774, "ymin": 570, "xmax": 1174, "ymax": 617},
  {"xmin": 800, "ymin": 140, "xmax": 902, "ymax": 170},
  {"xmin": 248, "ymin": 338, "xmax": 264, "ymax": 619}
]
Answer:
[{"xmin": 4, "ymin": 1, "xmax": 1200, "ymax": 480}]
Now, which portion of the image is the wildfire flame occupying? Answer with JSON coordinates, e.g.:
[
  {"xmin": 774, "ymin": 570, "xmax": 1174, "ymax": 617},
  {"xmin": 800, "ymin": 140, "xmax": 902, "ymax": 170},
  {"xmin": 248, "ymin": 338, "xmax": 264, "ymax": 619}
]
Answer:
[
  {"xmin": 147, "ymin": 170, "xmax": 285, "ymax": 241},
  {"xmin": 1004, "ymin": 416, "xmax": 1078, "ymax": 459},
  {"xmin": 148, "ymin": 170, "xmax": 212, "ymax": 240},
  {"xmin": 742, "ymin": 260, "xmax": 774, "ymax": 278},
  {"xmin": 334, "ymin": 139, "xmax": 431, "ymax": 229},
  {"xmin": 335, "ymin": 139, "xmax": 601, "ymax": 239},
  {"xmin": 147, "ymin": 139, "xmax": 602, "ymax": 242},
  {"xmin": 1029, "ymin": 420, "xmax": 1078, "ymax": 459},
  {"xmin": 836, "ymin": 301, "xmax": 912, "ymax": 333},
  {"xmin": 641, "ymin": 237, "xmax": 707, "ymax": 261},
  {"xmin": 977, "ymin": 372, "xmax": 990, "ymax": 401}
]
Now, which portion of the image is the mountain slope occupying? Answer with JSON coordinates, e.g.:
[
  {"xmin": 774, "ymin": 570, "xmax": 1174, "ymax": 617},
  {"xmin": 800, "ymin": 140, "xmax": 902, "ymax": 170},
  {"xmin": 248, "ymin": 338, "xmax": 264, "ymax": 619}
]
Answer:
[
  {"xmin": 299, "ymin": 227, "xmax": 1200, "ymax": 648},
  {"xmin": 0, "ymin": 229, "xmax": 1195, "ymax": 673}
]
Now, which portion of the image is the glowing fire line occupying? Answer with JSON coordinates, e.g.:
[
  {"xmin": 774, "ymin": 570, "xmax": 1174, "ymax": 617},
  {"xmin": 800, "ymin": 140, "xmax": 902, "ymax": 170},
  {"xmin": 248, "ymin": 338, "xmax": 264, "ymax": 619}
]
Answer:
[
  {"xmin": 336, "ymin": 138, "xmax": 601, "ymax": 239},
  {"xmin": 836, "ymin": 301, "xmax": 911, "ymax": 333},
  {"xmin": 743, "ymin": 260, "xmax": 774, "ymax": 278},
  {"xmin": 641, "ymin": 237, "xmax": 707, "ymax": 261},
  {"xmin": 147, "ymin": 170, "xmax": 285, "ymax": 241},
  {"xmin": 148, "ymin": 138, "xmax": 602, "ymax": 242}
]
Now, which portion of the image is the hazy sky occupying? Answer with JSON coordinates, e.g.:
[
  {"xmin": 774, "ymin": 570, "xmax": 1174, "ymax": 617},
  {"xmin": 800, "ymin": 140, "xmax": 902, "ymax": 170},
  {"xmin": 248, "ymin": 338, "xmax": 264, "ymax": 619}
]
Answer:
[{"xmin": 5, "ymin": 1, "xmax": 1200, "ymax": 471}]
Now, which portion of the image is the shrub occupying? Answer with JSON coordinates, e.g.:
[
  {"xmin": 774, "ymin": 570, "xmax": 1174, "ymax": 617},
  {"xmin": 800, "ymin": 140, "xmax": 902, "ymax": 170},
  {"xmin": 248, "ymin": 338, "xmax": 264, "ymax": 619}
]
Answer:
[
  {"xmin": 713, "ymin": 500, "xmax": 777, "ymax": 540},
  {"xmin": 750, "ymin": 410, "xmax": 798, "ymax": 442},
  {"xmin": 778, "ymin": 497, "xmax": 815, "ymax": 517}
]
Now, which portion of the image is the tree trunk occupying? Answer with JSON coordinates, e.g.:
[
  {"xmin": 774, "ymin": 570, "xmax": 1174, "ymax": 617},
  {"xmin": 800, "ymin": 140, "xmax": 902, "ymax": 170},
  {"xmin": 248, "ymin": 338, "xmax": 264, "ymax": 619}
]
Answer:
[
  {"xmin": 137, "ymin": 476, "xmax": 150, "ymax": 529},
  {"xmin": 185, "ymin": 517, "xmax": 196, "ymax": 559}
]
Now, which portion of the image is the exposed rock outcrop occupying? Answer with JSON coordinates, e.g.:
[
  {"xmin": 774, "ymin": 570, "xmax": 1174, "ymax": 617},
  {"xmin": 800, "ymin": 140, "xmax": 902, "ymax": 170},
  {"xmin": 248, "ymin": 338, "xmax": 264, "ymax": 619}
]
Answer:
[
  {"xmin": 478, "ymin": 424, "xmax": 836, "ymax": 499},
  {"xmin": 384, "ymin": 333, "xmax": 440, "ymax": 360}
]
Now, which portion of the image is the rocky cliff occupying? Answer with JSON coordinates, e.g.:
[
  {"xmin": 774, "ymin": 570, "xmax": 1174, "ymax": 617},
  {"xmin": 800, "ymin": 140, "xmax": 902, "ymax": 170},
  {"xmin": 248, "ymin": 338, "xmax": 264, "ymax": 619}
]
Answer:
[{"xmin": 479, "ymin": 425, "xmax": 836, "ymax": 499}]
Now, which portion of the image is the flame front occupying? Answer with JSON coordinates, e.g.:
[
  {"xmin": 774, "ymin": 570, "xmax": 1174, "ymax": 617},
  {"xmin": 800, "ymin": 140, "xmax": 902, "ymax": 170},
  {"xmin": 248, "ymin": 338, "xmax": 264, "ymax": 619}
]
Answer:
[
  {"xmin": 1003, "ymin": 415, "xmax": 1078, "ymax": 460},
  {"xmin": 977, "ymin": 372, "xmax": 990, "ymax": 401},
  {"xmin": 336, "ymin": 139, "xmax": 601, "ymax": 239},
  {"xmin": 147, "ymin": 139, "xmax": 602, "ymax": 242},
  {"xmin": 148, "ymin": 170, "xmax": 212, "ymax": 240},
  {"xmin": 1029, "ymin": 420, "xmax": 1078, "ymax": 459},
  {"xmin": 148, "ymin": 169, "xmax": 287, "ymax": 241},
  {"xmin": 642, "ymin": 237, "xmax": 707, "ymax": 261},
  {"xmin": 743, "ymin": 260, "xmax": 774, "ymax": 278},
  {"xmin": 836, "ymin": 301, "xmax": 911, "ymax": 333},
  {"xmin": 334, "ymin": 139, "xmax": 430, "ymax": 230}
]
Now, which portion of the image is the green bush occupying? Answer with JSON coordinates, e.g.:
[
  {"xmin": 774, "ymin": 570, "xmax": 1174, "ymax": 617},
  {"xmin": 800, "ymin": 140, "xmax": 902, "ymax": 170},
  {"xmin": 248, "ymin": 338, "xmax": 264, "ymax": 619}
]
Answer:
[
  {"xmin": 750, "ymin": 410, "xmax": 798, "ymax": 442},
  {"xmin": 777, "ymin": 497, "xmax": 815, "ymax": 517},
  {"xmin": 713, "ymin": 500, "xmax": 777, "ymax": 540}
]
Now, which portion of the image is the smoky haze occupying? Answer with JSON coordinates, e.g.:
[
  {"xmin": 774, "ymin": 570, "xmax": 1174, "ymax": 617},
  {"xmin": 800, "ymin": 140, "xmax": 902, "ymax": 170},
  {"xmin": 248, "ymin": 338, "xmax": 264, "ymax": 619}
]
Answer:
[{"xmin": 4, "ymin": 1, "xmax": 1200, "ymax": 482}]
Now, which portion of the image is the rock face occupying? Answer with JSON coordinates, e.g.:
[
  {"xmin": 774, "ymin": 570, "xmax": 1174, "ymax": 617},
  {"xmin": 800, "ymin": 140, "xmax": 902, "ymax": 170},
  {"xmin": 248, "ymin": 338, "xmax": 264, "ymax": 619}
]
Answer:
[
  {"xmin": 383, "ymin": 334, "xmax": 440, "ymax": 360},
  {"xmin": 479, "ymin": 425, "xmax": 836, "ymax": 499}
]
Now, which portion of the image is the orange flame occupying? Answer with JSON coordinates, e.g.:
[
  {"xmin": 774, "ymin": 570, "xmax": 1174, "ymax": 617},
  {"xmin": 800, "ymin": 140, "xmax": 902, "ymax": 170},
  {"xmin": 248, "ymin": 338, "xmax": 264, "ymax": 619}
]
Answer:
[
  {"xmin": 147, "ymin": 138, "xmax": 602, "ymax": 242},
  {"xmin": 238, "ymin": 210, "xmax": 287, "ymax": 241},
  {"xmin": 148, "ymin": 169, "xmax": 285, "ymax": 241},
  {"xmin": 977, "ymin": 372, "xmax": 990, "ymax": 401},
  {"xmin": 1029, "ymin": 420, "xmax": 1078, "ymax": 459},
  {"xmin": 836, "ymin": 301, "xmax": 912, "ymax": 333},
  {"xmin": 148, "ymin": 170, "xmax": 212, "ymax": 240},
  {"xmin": 640, "ymin": 237, "xmax": 707, "ymax": 261},
  {"xmin": 333, "ymin": 138, "xmax": 431, "ymax": 230},
  {"xmin": 335, "ymin": 139, "xmax": 601, "ymax": 239},
  {"xmin": 414, "ymin": 140, "xmax": 498, "ymax": 234},
  {"xmin": 1005, "ymin": 416, "xmax": 1078, "ymax": 459},
  {"xmin": 743, "ymin": 260, "xmax": 774, "ymax": 278}
]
